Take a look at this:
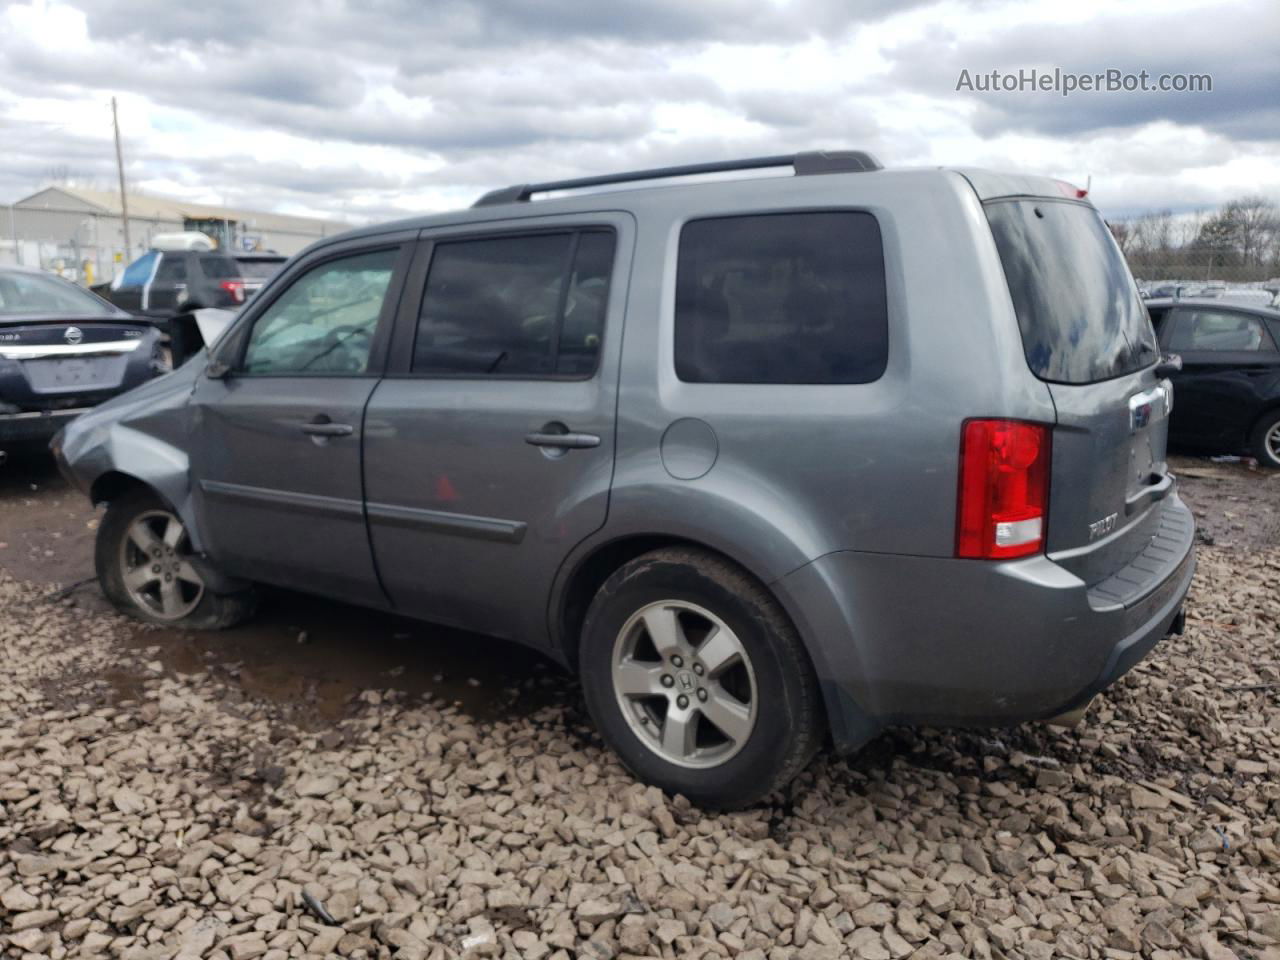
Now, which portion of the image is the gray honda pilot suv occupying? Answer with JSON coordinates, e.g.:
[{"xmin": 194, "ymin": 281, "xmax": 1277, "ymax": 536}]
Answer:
[{"xmin": 54, "ymin": 152, "xmax": 1195, "ymax": 808}]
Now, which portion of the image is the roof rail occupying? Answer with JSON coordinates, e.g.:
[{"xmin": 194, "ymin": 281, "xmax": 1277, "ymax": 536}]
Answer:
[{"xmin": 471, "ymin": 150, "xmax": 883, "ymax": 208}]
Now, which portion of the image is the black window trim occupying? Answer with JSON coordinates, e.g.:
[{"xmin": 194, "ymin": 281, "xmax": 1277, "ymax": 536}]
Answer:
[
  {"xmin": 671, "ymin": 206, "xmax": 890, "ymax": 386},
  {"xmin": 220, "ymin": 239, "xmax": 413, "ymax": 379},
  {"xmin": 395, "ymin": 224, "xmax": 620, "ymax": 383}
]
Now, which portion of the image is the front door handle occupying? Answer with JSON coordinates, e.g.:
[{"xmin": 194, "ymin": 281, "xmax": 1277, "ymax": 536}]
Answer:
[
  {"xmin": 525, "ymin": 431, "xmax": 600, "ymax": 449},
  {"xmin": 302, "ymin": 421, "xmax": 354, "ymax": 437}
]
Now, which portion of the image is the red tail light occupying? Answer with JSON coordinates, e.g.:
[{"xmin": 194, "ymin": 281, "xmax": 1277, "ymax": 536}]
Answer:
[
  {"xmin": 219, "ymin": 279, "xmax": 246, "ymax": 304},
  {"xmin": 956, "ymin": 419, "xmax": 1051, "ymax": 560}
]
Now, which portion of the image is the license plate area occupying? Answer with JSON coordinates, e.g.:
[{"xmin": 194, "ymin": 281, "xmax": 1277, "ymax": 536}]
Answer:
[{"xmin": 23, "ymin": 356, "xmax": 126, "ymax": 392}]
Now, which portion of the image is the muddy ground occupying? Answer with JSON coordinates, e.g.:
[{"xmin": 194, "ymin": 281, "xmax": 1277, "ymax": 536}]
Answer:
[
  {"xmin": 1, "ymin": 450, "xmax": 1278, "ymax": 960},
  {"xmin": 0, "ymin": 452, "xmax": 556, "ymax": 726}
]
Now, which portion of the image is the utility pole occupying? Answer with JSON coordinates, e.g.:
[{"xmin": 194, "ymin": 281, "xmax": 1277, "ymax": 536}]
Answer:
[
  {"xmin": 7, "ymin": 202, "xmax": 18, "ymax": 265},
  {"xmin": 111, "ymin": 96, "xmax": 131, "ymax": 260}
]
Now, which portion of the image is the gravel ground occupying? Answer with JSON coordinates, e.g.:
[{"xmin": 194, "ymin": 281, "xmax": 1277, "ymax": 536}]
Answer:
[{"xmin": 1, "ymin": 456, "xmax": 1279, "ymax": 960}]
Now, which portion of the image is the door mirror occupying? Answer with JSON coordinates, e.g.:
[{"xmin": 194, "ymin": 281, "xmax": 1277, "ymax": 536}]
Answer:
[
  {"xmin": 206, "ymin": 358, "xmax": 232, "ymax": 379},
  {"xmin": 1155, "ymin": 354, "xmax": 1182, "ymax": 376}
]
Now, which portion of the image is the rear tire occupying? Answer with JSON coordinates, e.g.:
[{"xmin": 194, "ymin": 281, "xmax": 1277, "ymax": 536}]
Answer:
[
  {"xmin": 579, "ymin": 547, "xmax": 822, "ymax": 809},
  {"xmin": 1249, "ymin": 409, "xmax": 1280, "ymax": 469},
  {"xmin": 96, "ymin": 489, "xmax": 256, "ymax": 629}
]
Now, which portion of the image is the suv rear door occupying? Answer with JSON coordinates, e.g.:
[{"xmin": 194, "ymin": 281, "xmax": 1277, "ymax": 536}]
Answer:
[
  {"xmin": 984, "ymin": 196, "xmax": 1173, "ymax": 587},
  {"xmin": 147, "ymin": 253, "xmax": 189, "ymax": 315},
  {"xmin": 362, "ymin": 213, "xmax": 632, "ymax": 645}
]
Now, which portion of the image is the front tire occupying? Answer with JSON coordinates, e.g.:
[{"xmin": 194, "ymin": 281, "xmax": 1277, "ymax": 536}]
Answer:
[
  {"xmin": 96, "ymin": 489, "xmax": 256, "ymax": 629},
  {"xmin": 579, "ymin": 547, "xmax": 822, "ymax": 808},
  {"xmin": 1249, "ymin": 409, "xmax": 1280, "ymax": 468}
]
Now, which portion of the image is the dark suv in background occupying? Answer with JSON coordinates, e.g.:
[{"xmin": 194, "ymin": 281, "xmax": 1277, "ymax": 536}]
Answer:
[
  {"xmin": 232, "ymin": 253, "xmax": 288, "ymax": 300},
  {"xmin": 104, "ymin": 250, "xmax": 286, "ymax": 335}
]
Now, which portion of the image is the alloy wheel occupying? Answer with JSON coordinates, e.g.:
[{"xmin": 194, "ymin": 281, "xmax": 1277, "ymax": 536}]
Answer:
[
  {"xmin": 611, "ymin": 600, "xmax": 758, "ymax": 768},
  {"xmin": 119, "ymin": 510, "xmax": 204, "ymax": 621}
]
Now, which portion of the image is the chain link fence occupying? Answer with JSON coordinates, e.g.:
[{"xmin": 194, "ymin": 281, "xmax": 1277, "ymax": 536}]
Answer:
[{"xmin": 1126, "ymin": 256, "xmax": 1280, "ymax": 286}]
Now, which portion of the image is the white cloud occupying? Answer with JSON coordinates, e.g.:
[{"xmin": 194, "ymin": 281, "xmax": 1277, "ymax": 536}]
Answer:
[{"xmin": 0, "ymin": 0, "xmax": 1275, "ymax": 224}]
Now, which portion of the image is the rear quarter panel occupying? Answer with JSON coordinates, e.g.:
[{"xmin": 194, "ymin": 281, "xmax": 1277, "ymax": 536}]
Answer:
[{"xmin": 597, "ymin": 168, "xmax": 1055, "ymax": 579}]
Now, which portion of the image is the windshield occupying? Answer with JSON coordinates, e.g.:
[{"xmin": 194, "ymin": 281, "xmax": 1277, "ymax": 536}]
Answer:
[
  {"xmin": 0, "ymin": 270, "xmax": 115, "ymax": 317},
  {"xmin": 985, "ymin": 199, "xmax": 1158, "ymax": 384}
]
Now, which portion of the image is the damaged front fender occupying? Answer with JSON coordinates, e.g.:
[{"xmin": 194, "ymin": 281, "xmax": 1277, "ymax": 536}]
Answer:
[{"xmin": 54, "ymin": 353, "xmax": 208, "ymax": 550}]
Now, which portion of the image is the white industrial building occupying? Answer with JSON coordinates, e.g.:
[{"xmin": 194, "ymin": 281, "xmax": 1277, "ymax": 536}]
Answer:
[{"xmin": 1, "ymin": 186, "xmax": 350, "ymax": 284}]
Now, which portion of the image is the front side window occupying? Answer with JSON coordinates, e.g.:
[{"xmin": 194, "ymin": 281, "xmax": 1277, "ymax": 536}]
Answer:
[
  {"xmin": 413, "ymin": 229, "xmax": 616, "ymax": 377},
  {"xmin": 118, "ymin": 251, "xmax": 158, "ymax": 289},
  {"xmin": 242, "ymin": 248, "xmax": 398, "ymax": 375},
  {"xmin": 1167, "ymin": 308, "xmax": 1277, "ymax": 353},
  {"xmin": 674, "ymin": 212, "xmax": 888, "ymax": 384}
]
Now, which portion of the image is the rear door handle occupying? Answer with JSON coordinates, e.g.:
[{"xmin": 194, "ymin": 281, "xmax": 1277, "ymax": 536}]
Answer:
[
  {"xmin": 302, "ymin": 421, "xmax": 354, "ymax": 437},
  {"xmin": 525, "ymin": 431, "xmax": 600, "ymax": 449}
]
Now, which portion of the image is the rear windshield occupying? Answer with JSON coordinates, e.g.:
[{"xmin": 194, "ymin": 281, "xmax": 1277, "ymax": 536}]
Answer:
[
  {"xmin": 199, "ymin": 256, "xmax": 241, "ymax": 279},
  {"xmin": 985, "ymin": 199, "xmax": 1157, "ymax": 384},
  {"xmin": 0, "ymin": 270, "xmax": 114, "ymax": 316},
  {"xmin": 236, "ymin": 258, "xmax": 286, "ymax": 280}
]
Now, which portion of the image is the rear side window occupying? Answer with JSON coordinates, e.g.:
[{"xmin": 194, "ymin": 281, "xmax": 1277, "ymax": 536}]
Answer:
[
  {"xmin": 199, "ymin": 256, "xmax": 240, "ymax": 279},
  {"xmin": 155, "ymin": 256, "xmax": 188, "ymax": 282},
  {"xmin": 1167, "ymin": 308, "xmax": 1277, "ymax": 352},
  {"xmin": 986, "ymin": 199, "xmax": 1157, "ymax": 384},
  {"xmin": 413, "ymin": 229, "xmax": 616, "ymax": 377},
  {"xmin": 674, "ymin": 212, "xmax": 888, "ymax": 384}
]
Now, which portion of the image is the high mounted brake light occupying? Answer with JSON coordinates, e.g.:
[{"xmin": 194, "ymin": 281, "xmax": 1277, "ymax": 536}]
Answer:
[
  {"xmin": 956, "ymin": 419, "xmax": 1051, "ymax": 560},
  {"xmin": 1055, "ymin": 179, "xmax": 1088, "ymax": 199}
]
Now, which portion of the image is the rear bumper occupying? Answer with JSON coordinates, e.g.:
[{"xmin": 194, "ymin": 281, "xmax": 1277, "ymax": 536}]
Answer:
[
  {"xmin": 0, "ymin": 407, "xmax": 93, "ymax": 445},
  {"xmin": 775, "ymin": 494, "xmax": 1196, "ymax": 753}
]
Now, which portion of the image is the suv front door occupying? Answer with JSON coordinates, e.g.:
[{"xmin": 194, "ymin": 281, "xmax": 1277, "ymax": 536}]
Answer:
[
  {"xmin": 190, "ymin": 239, "xmax": 412, "ymax": 607},
  {"xmin": 363, "ymin": 215, "xmax": 631, "ymax": 644}
]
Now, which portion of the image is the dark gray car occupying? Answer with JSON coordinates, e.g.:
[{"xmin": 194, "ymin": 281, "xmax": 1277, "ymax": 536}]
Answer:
[
  {"xmin": 0, "ymin": 266, "xmax": 164, "ymax": 450},
  {"xmin": 54, "ymin": 153, "xmax": 1195, "ymax": 807}
]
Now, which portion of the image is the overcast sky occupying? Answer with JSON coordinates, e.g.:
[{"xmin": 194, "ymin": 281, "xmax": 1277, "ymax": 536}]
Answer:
[{"xmin": 1, "ymin": 0, "xmax": 1276, "ymax": 226}]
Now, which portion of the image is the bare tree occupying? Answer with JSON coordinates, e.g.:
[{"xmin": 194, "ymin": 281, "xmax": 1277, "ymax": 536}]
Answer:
[
  {"xmin": 1222, "ymin": 196, "xmax": 1279, "ymax": 267},
  {"xmin": 1132, "ymin": 209, "xmax": 1173, "ymax": 256},
  {"xmin": 1108, "ymin": 220, "xmax": 1134, "ymax": 255}
]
